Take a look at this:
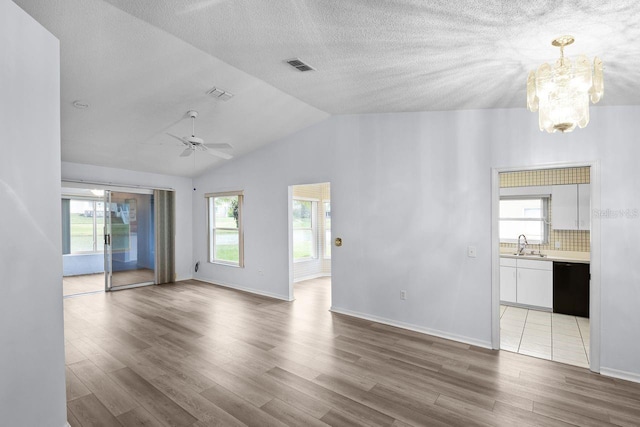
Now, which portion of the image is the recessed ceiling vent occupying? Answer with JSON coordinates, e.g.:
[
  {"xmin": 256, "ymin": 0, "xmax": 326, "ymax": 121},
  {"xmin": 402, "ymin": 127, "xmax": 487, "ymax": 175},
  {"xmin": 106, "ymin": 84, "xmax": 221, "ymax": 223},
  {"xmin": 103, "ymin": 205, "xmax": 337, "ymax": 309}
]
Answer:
[
  {"xmin": 206, "ymin": 87, "xmax": 234, "ymax": 101},
  {"xmin": 285, "ymin": 58, "xmax": 315, "ymax": 72}
]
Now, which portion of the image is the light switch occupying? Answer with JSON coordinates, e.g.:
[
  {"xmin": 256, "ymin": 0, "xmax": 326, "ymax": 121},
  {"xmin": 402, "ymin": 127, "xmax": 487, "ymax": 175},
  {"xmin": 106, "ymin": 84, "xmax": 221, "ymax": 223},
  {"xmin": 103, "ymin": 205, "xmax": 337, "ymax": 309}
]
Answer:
[{"xmin": 467, "ymin": 246, "xmax": 477, "ymax": 258}]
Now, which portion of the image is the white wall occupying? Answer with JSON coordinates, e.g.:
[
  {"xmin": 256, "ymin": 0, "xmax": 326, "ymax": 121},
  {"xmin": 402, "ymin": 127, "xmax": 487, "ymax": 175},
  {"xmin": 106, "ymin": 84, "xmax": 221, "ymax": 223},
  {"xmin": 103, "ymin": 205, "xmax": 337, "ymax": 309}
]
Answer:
[
  {"xmin": 0, "ymin": 1, "xmax": 67, "ymax": 425},
  {"xmin": 63, "ymin": 253, "xmax": 104, "ymax": 276},
  {"xmin": 62, "ymin": 162, "xmax": 194, "ymax": 281},
  {"xmin": 193, "ymin": 105, "xmax": 640, "ymax": 380}
]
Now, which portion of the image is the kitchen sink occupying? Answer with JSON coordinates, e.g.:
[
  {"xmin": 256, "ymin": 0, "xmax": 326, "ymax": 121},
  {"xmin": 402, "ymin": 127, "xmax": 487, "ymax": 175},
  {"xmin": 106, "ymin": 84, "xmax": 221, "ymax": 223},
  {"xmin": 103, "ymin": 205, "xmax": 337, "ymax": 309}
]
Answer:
[{"xmin": 512, "ymin": 253, "xmax": 547, "ymax": 258}]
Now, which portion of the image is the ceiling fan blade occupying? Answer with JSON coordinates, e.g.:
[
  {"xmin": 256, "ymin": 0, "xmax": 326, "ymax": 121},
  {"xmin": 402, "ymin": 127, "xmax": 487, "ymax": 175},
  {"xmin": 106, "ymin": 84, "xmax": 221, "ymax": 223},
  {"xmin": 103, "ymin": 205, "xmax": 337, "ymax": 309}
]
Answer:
[
  {"xmin": 203, "ymin": 143, "xmax": 232, "ymax": 150},
  {"xmin": 179, "ymin": 147, "xmax": 193, "ymax": 157},
  {"xmin": 202, "ymin": 147, "xmax": 233, "ymax": 160},
  {"xmin": 166, "ymin": 133, "xmax": 190, "ymax": 146}
]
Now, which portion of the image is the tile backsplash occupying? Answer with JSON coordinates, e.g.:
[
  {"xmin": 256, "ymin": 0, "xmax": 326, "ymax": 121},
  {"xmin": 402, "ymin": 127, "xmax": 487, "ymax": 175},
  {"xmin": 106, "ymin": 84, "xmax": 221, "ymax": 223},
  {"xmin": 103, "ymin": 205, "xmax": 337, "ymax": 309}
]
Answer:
[{"xmin": 500, "ymin": 167, "xmax": 590, "ymax": 253}]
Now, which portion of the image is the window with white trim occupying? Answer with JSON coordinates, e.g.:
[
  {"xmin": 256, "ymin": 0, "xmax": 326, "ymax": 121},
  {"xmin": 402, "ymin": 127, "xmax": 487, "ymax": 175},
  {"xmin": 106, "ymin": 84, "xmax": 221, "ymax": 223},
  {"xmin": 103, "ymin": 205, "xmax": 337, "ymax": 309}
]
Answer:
[
  {"xmin": 69, "ymin": 199, "xmax": 105, "ymax": 253},
  {"xmin": 499, "ymin": 197, "xmax": 549, "ymax": 244},
  {"xmin": 206, "ymin": 192, "xmax": 244, "ymax": 267},
  {"xmin": 293, "ymin": 199, "xmax": 317, "ymax": 261}
]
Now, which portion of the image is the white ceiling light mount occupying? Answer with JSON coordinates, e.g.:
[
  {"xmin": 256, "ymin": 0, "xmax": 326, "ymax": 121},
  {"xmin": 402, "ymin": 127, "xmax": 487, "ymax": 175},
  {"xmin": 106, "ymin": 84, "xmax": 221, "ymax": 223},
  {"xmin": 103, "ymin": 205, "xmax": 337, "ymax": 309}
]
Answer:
[{"xmin": 527, "ymin": 35, "xmax": 604, "ymax": 133}]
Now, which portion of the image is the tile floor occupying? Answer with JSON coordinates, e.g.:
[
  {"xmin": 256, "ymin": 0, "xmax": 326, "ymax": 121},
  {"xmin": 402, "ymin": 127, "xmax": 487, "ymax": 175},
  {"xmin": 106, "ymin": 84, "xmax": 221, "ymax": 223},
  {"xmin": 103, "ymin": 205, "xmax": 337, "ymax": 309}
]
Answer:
[{"xmin": 500, "ymin": 305, "xmax": 590, "ymax": 368}]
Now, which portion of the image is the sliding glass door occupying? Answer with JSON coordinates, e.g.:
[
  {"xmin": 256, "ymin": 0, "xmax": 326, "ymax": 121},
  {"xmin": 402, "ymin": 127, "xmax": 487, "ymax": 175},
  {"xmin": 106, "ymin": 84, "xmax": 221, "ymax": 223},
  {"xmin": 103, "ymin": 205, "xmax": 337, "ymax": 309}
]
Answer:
[{"xmin": 104, "ymin": 190, "xmax": 155, "ymax": 291}]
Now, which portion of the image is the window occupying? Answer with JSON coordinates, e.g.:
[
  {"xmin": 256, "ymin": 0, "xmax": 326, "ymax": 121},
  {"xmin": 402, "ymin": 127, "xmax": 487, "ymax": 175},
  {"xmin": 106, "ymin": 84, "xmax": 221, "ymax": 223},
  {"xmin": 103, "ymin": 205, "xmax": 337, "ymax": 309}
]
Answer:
[
  {"xmin": 324, "ymin": 201, "xmax": 331, "ymax": 258},
  {"xmin": 206, "ymin": 192, "xmax": 243, "ymax": 267},
  {"xmin": 499, "ymin": 197, "xmax": 548, "ymax": 244},
  {"xmin": 69, "ymin": 199, "xmax": 105, "ymax": 253},
  {"xmin": 293, "ymin": 199, "xmax": 317, "ymax": 261}
]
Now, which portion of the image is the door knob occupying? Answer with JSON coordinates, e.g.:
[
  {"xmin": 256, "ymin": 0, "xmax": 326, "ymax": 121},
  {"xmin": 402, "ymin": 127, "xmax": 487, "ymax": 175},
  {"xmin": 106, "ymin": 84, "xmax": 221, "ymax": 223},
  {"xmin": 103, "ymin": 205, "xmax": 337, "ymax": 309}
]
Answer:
[{"xmin": 334, "ymin": 237, "xmax": 343, "ymax": 247}]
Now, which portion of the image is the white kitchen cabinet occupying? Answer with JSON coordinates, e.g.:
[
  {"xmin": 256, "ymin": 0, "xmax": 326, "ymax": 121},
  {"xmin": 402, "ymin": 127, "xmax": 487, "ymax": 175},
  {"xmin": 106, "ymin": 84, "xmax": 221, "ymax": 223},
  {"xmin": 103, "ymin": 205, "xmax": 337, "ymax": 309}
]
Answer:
[
  {"xmin": 500, "ymin": 257, "xmax": 552, "ymax": 309},
  {"xmin": 578, "ymin": 183, "xmax": 591, "ymax": 230},
  {"xmin": 516, "ymin": 260, "xmax": 553, "ymax": 309},
  {"xmin": 552, "ymin": 185, "xmax": 578, "ymax": 230},
  {"xmin": 500, "ymin": 266, "xmax": 517, "ymax": 303},
  {"xmin": 552, "ymin": 184, "xmax": 590, "ymax": 231}
]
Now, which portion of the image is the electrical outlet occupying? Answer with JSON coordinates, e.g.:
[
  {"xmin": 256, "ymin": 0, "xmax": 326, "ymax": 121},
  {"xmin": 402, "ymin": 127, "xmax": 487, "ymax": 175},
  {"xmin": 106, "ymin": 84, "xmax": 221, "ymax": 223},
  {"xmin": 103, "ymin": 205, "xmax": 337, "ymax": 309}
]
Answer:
[
  {"xmin": 400, "ymin": 290, "xmax": 407, "ymax": 300},
  {"xmin": 555, "ymin": 241, "xmax": 561, "ymax": 249}
]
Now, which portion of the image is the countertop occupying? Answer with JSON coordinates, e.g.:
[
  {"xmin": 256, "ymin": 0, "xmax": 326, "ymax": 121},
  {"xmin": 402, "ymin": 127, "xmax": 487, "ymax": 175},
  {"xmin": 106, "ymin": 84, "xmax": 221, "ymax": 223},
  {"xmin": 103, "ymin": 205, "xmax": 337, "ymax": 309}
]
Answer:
[{"xmin": 500, "ymin": 251, "xmax": 590, "ymax": 264}]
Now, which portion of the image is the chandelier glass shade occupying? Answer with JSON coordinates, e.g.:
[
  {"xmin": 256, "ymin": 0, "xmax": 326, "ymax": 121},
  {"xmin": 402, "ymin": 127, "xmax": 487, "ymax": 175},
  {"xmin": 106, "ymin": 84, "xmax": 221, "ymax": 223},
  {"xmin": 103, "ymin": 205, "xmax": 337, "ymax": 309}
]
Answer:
[{"xmin": 527, "ymin": 36, "xmax": 603, "ymax": 133}]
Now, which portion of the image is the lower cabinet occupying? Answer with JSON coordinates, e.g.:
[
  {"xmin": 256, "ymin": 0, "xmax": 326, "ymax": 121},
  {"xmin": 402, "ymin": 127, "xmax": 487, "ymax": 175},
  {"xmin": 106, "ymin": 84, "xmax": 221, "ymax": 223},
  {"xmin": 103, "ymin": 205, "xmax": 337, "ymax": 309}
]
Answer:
[
  {"xmin": 500, "ymin": 258, "xmax": 553, "ymax": 309},
  {"xmin": 499, "ymin": 265, "xmax": 517, "ymax": 303}
]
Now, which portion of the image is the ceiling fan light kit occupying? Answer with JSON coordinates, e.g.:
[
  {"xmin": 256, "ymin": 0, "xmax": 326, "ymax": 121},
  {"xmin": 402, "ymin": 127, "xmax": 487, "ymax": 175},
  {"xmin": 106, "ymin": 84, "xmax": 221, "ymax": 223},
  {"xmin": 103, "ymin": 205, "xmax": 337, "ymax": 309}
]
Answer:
[{"xmin": 527, "ymin": 35, "xmax": 604, "ymax": 133}]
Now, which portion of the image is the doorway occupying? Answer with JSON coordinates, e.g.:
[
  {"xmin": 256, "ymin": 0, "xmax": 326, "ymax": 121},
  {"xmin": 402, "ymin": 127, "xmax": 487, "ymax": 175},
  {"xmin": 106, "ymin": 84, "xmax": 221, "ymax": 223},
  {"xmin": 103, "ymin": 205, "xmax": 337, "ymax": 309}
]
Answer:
[
  {"xmin": 288, "ymin": 182, "xmax": 331, "ymax": 304},
  {"xmin": 62, "ymin": 185, "xmax": 158, "ymax": 296},
  {"xmin": 492, "ymin": 163, "xmax": 601, "ymax": 372},
  {"xmin": 104, "ymin": 190, "xmax": 155, "ymax": 291}
]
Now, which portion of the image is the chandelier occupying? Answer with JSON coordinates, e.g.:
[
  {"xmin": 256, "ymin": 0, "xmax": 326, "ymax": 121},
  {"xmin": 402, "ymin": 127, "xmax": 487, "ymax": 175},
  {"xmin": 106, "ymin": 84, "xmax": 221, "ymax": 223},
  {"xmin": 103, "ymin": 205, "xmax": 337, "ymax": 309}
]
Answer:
[{"xmin": 527, "ymin": 36, "xmax": 603, "ymax": 133}]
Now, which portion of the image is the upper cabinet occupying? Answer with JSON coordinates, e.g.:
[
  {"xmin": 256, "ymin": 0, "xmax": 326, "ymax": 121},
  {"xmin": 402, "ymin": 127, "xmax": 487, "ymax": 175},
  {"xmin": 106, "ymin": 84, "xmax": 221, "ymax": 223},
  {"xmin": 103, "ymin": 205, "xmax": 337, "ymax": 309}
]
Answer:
[
  {"xmin": 578, "ymin": 183, "xmax": 591, "ymax": 230},
  {"xmin": 551, "ymin": 184, "xmax": 590, "ymax": 230}
]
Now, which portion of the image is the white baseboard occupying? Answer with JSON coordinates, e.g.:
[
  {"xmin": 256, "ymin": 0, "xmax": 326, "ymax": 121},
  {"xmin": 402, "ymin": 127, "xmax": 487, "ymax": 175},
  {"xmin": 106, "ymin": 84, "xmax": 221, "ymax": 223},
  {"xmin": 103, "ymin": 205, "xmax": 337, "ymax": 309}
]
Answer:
[
  {"xmin": 195, "ymin": 277, "xmax": 293, "ymax": 302},
  {"xmin": 293, "ymin": 272, "xmax": 331, "ymax": 283},
  {"xmin": 600, "ymin": 367, "xmax": 640, "ymax": 384},
  {"xmin": 176, "ymin": 274, "xmax": 193, "ymax": 282},
  {"xmin": 330, "ymin": 306, "xmax": 493, "ymax": 350}
]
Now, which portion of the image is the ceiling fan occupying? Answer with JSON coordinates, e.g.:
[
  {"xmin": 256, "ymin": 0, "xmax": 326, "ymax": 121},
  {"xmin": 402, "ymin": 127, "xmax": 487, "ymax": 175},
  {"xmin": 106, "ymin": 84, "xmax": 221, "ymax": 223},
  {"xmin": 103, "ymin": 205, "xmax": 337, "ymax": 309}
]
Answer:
[{"xmin": 167, "ymin": 110, "xmax": 233, "ymax": 160}]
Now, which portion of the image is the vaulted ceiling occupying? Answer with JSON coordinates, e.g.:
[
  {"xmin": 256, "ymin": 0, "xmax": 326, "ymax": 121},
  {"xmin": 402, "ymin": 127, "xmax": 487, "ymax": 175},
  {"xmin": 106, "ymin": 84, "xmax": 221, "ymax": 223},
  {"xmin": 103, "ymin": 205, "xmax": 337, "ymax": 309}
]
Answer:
[{"xmin": 14, "ymin": 0, "xmax": 640, "ymax": 177}]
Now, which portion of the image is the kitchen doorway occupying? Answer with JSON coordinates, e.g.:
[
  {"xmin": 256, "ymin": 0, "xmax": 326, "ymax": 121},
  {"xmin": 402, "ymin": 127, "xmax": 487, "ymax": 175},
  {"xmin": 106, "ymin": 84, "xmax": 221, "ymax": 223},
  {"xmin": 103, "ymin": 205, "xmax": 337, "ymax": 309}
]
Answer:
[
  {"xmin": 288, "ymin": 182, "xmax": 332, "ymax": 305},
  {"xmin": 491, "ymin": 163, "xmax": 601, "ymax": 372}
]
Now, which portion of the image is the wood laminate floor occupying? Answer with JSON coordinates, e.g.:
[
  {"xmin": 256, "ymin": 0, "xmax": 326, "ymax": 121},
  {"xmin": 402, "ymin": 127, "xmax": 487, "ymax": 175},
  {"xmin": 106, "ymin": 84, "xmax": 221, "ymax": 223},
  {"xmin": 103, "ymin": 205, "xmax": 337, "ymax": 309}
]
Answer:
[
  {"xmin": 64, "ymin": 277, "xmax": 640, "ymax": 426},
  {"xmin": 64, "ymin": 269, "xmax": 155, "ymax": 296}
]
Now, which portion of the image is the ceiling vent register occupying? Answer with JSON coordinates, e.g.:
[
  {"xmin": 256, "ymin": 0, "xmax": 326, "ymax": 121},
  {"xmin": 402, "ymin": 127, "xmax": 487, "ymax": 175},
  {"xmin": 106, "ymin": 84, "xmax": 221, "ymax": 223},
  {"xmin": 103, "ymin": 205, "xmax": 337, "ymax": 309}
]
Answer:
[
  {"xmin": 206, "ymin": 87, "xmax": 234, "ymax": 101},
  {"xmin": 285, "ymin": 58, "xmax": 315, "ymax": 72}
]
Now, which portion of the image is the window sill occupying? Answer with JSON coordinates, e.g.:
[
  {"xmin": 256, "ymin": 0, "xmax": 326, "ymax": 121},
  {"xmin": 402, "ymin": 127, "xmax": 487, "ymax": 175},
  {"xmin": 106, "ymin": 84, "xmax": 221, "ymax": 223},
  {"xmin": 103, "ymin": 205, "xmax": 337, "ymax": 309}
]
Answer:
[
  {"xmin": 294, "ymin": 258, "xmax": 318, "ymax": 264},
  {"xmin": 209, "ymin": 260, "xmax": 243, "ymax": 268}
]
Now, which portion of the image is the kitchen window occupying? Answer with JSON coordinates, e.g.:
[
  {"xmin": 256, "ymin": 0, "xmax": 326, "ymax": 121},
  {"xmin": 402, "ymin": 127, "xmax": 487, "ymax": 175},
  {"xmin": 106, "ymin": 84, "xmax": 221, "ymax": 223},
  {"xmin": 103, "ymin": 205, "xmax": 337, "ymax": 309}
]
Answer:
[
  {"xmin": 499, "ymin": 197, "xmax": 549, "ymax": 244},
  {"xmin": 206, "ymin": 191, "xmax": 244, "ymax": 267}
]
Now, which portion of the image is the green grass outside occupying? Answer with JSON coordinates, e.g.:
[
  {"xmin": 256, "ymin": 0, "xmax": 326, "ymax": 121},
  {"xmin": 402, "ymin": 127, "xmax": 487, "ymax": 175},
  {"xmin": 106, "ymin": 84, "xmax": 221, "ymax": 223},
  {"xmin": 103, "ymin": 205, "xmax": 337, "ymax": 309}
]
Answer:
[
  {"xmin": 215, "ymin": 245, "xmax": 239, "ymax": 263},
  {"xmin": 69, "ymin": 213, "xmax": 133, "ymax": 252},
  {"xmin": 70, "ymin": 213, "xmax": 102, "ymax": 252},
  {"xmin": 293, "ymin": 242, "xmax": 313, "ymax": 259}
]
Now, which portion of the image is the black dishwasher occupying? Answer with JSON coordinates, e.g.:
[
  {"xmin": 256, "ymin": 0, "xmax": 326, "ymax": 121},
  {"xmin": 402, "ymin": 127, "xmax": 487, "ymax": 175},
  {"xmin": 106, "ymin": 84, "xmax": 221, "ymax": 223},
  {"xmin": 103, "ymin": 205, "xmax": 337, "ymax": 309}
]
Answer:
[{"xmin": 553, "ymin": 262, "xmax": 590, "ymax": 317}]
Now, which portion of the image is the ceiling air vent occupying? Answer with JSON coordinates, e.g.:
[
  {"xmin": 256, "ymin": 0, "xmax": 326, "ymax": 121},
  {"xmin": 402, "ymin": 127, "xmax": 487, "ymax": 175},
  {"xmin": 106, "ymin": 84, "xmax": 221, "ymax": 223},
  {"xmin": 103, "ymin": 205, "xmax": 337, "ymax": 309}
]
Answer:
[
  {"xmin": 285, "ymin": 58, "xmax": 315, "ymax": 72},
  {"xmin": 206, "ymin": 87, "xmax": 234, "ymax": 101}
]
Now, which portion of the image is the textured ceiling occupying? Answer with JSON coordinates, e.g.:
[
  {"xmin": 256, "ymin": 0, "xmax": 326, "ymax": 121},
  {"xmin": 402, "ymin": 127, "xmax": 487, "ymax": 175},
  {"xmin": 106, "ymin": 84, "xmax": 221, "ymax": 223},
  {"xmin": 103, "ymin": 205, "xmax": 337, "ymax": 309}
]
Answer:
[
  {"xmin": 12, "ymin": 0, "xmax": 640, "ymax": 177},
  {"xmin": 102, "ymin": 0, "xmax": 640, "ymax": 113},
  {"xmin": 14, "ymin": 0, "xmax": 328, "ymax": 177}
]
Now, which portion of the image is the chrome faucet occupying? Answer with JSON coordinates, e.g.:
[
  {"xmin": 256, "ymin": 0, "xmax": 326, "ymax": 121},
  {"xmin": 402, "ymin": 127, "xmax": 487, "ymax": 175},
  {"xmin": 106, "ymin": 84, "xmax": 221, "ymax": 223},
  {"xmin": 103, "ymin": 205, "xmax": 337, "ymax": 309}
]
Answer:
[{"xmin": 517, "ymin": 234, "xmax": 528, "ymax": 255}]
